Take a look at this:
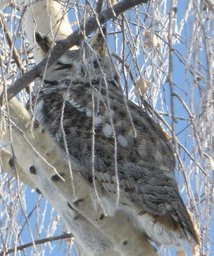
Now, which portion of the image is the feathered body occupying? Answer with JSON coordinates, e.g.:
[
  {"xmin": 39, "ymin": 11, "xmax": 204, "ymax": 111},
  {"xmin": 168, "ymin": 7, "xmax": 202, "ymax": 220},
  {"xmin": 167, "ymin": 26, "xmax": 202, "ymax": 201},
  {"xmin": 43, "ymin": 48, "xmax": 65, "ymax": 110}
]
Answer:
[{"xmin": 34, "ymin": 32, "xmax": 199, "ymax": 248}]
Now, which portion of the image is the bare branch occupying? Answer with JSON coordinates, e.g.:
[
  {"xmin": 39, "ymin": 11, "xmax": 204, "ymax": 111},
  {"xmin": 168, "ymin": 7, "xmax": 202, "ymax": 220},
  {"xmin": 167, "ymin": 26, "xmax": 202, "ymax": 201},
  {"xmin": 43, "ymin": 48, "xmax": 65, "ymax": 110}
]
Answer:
[
  {"xmin": 0, "ymin": 13, "xmax": 25, "ymax": 74},
  {"xmin": 5, "ymin": 0, "xmax": 149, "ymax": 100},
  {"xmin": 0, "ymin": 233, "xmax": 73, "ymax": 256}
]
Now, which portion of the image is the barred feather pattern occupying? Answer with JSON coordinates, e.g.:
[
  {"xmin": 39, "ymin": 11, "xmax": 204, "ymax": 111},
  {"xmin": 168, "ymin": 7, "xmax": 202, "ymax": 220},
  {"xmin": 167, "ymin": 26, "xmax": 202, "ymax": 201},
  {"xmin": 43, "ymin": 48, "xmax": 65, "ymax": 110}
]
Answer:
[{"xmin": 33, "ymin": 33, "xmax": 199, "ymax": 248}]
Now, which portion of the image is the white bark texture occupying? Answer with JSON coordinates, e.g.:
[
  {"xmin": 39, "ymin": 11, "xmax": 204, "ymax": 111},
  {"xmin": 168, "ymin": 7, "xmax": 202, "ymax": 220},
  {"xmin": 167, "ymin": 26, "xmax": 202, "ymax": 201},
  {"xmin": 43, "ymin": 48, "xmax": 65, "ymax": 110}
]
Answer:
[{"xmin": 16, "ymin": 0, "xmax": 74, "ymax": 62}]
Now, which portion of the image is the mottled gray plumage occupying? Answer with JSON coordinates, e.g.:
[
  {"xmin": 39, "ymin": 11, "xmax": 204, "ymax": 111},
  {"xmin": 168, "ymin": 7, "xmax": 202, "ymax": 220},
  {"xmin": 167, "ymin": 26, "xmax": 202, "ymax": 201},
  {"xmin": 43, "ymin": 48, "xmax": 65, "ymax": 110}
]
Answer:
[{"xmin": 34, "ymin": 32, "xmax": 199, "ymax": 248}]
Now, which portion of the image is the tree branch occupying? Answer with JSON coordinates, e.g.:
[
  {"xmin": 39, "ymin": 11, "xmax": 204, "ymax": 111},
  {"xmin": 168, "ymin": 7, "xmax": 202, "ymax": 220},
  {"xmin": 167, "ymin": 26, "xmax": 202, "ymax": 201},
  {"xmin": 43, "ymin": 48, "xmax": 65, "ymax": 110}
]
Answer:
[
  {"xmin": 0, "ymin": 233, "xmax": 73, "ymax": 256},
  {"xmin": 5, "ymin": 0, "xmax": 149, "ymax": 100}
]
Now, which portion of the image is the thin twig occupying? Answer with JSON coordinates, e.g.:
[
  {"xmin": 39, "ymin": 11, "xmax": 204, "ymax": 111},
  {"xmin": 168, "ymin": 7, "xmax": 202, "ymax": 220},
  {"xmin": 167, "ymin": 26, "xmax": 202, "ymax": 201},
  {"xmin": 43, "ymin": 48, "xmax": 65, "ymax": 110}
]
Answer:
[{"xmin": 168, "ymin": 0, "xmax": 176, "ymax": 146}]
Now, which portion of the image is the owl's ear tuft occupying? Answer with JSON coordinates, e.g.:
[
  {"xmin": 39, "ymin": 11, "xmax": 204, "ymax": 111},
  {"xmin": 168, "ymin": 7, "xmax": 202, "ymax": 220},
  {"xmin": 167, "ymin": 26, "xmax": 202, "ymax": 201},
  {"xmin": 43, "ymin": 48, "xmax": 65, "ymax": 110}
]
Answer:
[
  {"xmin": 91, "ymin": 26, "xmax": 107, "ymax": 57},
  {"xmin": 35, "ymin": 32, "xmax": 53, "ymax": 54}
]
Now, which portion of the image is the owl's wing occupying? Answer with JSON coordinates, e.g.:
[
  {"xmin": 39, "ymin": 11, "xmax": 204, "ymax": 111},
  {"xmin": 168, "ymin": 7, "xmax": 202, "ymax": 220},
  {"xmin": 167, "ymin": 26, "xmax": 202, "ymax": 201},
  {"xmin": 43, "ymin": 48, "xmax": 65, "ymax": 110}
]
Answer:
[{"xmin": 36, "ymin": 77, "xmax": 199, "ymax": 246}]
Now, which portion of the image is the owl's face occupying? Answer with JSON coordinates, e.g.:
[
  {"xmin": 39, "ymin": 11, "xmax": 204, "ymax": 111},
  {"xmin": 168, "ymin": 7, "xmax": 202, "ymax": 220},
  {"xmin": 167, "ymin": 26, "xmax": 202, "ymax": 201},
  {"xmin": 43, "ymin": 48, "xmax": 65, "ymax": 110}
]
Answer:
[
  {"xmin": 35, "ymin": 32, "xmax": 116, "ymax": 82},
  {"xmin": 47, "ymin": 49, "xmax": 115, "ymax": 82}
]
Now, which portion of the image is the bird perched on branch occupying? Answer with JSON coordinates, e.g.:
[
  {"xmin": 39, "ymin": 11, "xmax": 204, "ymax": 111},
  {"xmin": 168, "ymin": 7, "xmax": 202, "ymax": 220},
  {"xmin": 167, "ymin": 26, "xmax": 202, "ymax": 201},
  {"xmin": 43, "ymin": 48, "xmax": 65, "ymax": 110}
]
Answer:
[{"xmin": 34, "ymin": 29, "xmax": 199, "ymax": 250}]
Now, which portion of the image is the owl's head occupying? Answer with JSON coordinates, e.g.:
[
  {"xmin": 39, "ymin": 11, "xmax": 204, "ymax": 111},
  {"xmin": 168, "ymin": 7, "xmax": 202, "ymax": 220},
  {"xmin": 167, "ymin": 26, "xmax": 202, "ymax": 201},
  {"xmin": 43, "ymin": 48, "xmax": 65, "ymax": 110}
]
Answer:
[{"xmin": 35, "ymin": 29, "xmax": 116, "ymax": 82}]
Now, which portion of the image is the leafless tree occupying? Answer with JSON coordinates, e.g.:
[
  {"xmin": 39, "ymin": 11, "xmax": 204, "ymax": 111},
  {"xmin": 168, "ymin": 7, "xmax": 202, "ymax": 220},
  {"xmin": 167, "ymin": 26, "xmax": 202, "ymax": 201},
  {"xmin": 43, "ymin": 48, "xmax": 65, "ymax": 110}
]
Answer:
[{"xmin": 0, "ymin": 1, "xmax": 213, "ymax": 256}]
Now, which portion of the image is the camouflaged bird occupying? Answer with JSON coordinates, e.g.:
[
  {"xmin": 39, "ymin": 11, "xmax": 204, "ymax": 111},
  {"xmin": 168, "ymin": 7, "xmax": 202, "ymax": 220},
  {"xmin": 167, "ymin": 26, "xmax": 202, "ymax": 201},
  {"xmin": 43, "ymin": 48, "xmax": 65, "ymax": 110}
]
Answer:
[{"xmin": 34, "ymin": 31, "xmax": 199, "ymax": 249}]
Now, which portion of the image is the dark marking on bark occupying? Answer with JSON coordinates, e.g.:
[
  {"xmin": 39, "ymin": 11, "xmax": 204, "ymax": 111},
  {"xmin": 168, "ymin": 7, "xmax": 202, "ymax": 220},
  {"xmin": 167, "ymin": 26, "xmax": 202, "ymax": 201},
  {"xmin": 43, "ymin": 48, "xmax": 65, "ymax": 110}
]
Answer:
[
  {"xmin": 36, "ymin": 188, "xmax": 42, "ymax": 194},
  {"xmin": 74, "ymin": 215, "xmax": 80, "ymax": 220},
  {"xmin": 99, "ymin": 213, "xmax": 105, "ymax": 220},
  {"xmin": 51, "ymin": 173, "xmax": 65, "ymax": 182},
  {"xmin": 73, "ymin": 198, "xmax": 84, "ymax": 206},
  {"xmin": 123, "ymin": 240, "xmax": 128, "ymax": 245},
  {"xmin": 29, "ymin": 165, "xmax": 37, "ymax": 175},
  {"xmin": 8, "ymin": 157, "xmax": 15, "ymax": 168},
  {"xmin": 67, "ymin": 202, "xmax": 75, "ymax": 211}
]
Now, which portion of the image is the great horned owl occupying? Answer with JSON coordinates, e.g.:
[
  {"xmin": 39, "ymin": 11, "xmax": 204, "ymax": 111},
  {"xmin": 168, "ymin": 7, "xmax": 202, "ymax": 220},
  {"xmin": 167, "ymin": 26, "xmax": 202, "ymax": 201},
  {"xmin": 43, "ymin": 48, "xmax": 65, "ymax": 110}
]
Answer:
[{"xmin": 34, "ymin": 31, "xmax": 199, "ymax": 249}]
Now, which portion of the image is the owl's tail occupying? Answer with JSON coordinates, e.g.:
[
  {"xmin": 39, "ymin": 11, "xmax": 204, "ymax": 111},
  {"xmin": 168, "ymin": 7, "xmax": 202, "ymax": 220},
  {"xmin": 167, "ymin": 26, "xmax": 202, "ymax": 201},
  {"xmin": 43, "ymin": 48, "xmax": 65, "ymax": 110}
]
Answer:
[
  {"xmin": 136, "ymin": 198, "xmax": 200, "ymax": 248},
  {"xmin": 171, "ymin": 195, "xmax": 200, "ymax": 245}
]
